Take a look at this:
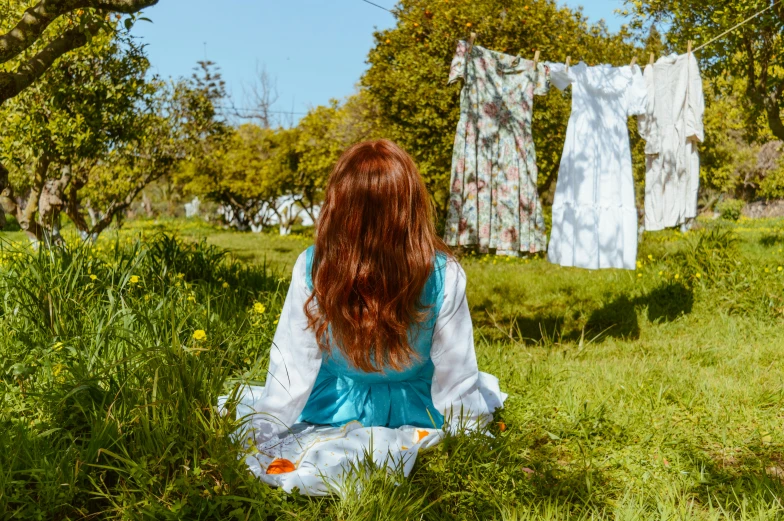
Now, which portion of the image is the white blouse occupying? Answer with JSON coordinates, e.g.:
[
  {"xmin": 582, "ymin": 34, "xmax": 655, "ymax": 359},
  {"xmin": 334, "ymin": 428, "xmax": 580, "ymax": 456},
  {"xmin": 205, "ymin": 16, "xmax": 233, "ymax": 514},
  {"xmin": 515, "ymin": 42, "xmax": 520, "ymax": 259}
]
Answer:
[{"xmin": 236, "ymin": 251, "xmax": 504, "ymax": 444}]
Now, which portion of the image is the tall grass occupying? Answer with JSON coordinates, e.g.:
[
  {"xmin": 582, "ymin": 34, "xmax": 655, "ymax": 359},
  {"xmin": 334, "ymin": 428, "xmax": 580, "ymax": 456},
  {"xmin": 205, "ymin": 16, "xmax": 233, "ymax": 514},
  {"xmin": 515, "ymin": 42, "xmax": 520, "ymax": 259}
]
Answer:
[{"xmin": 0, "ymin": 235, "xmax": 286, "ymax": 519}]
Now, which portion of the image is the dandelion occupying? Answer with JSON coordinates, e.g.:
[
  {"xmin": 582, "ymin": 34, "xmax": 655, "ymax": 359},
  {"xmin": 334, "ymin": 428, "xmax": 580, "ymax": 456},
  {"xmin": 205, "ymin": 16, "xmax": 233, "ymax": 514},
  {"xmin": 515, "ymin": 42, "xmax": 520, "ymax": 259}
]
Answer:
[
  {"xmin": 674, "ymin": 274, "xmax": 680, "ymax": 280},
  {"xmin": 696, "ymin": 273, "xmax": 701, "ymax": 279},
  {"xmin": 637, "ymin": 273, "xmax": 642, "ymax": 278},
  {"xmin": 648, "ymin": 254, "xmax": 653, "ymax": 261},
  {"xmin": 273, "ymin": 320, "xmax": 279, "ymax": 325},
  {"xmin": 636, "ymin": 261, "xmax": 642, "ymax": 269},
  {"xmin": 253, "ymin": 302, "xmax": 266, "ymax": 314},
  {"xmin": 89, "ymin": 274, "xmax": 97, "ymax": 281},
  {"xmin": 193, "ymin": 330, "xmax": 207, "ymax": 341},
  {"xmin": 779, "ymin": 266, "xmax": 783, "ymax": 272},
  {"xmin": 222, "ymin": 282, "xmax": 229, "ymax": 289},
  {"xmin": 129, "ymin": 275, "xmax": 140, "ymax": 284}
]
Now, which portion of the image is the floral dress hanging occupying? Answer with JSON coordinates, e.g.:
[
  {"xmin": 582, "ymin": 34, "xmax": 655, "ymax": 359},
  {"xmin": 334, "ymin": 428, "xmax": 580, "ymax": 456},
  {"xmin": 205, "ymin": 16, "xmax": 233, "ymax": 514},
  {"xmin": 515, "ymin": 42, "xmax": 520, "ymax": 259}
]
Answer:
[{"xmin": 445, "ymin": 41, "xmax": 550, "ymax": 256}]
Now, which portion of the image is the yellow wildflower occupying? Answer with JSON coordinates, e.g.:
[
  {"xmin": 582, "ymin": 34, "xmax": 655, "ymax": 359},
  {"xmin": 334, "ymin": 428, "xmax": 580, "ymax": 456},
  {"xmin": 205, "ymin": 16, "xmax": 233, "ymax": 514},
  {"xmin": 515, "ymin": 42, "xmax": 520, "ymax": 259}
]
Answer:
[
  {"xmin": 187, "ymin": 294, "xmax": 197, "ymax": 303},
  {"xmin": 129, "ymin": 275, "xmax": 140, "ymax": 284},
  {"xmin": 52, "ymin": 363, "xmax": 65, "ymax": 376},
  {"xmin": 193, "ymin": 330, "xmax": 207, "ymax": 341},
  {"xmin": 636, "ymin": 261, "xmax": 642, "ymax": 269},
  {"xmin": 222, "ymin": 282, "xmax": 230, "ymax": 289},
  {"xmin": 52, "ymin": 342, "xmax": 64, "ymax": 351},
  {"xmin": 647, "ymin": 254, "xmax": 653, "ymax": 261},
  {"xmin": 253, "ymin": 302, "xmax": 266, "ymax": 314},
  {"xmin": 695, "ymin": 273, "xmax": 701, "ymax": 279},
  {"xmin": 273, "ymin": 320, "xmax": 279, "ymax": 325},
  {"xmin": 674, "ymin": 274, "xmax": 680, "ymax": 280},
  {"xmin": 779, "ymin": 266, "xmax": 783, "ymax": 272},
  {"xmin": 89, "ymin": 274, "xmax": 97, "ymax": 281}
]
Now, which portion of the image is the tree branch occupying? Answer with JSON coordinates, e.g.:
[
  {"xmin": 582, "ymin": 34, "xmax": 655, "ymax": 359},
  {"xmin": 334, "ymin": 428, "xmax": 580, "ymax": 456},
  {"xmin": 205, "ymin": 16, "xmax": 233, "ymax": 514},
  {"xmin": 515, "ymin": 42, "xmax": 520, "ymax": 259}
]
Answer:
[
  {"xmin": 0, "ymin": 0, "xmax": 158, "ymax": 65},
  {"xmin": 0, "ymin": 20, "xmax": 101, "ymax": 104},
  {"xmin": 89, "ymin": 166, "xmax": 165, "ymax": 237}
]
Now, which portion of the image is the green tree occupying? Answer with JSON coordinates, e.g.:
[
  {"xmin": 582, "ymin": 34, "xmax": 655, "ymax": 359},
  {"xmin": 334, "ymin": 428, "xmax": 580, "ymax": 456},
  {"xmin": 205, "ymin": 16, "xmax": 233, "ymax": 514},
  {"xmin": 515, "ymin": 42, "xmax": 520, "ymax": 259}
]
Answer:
[
  {"xmin": 178, "ymin": 123, "xmax": 297, "ymax": 232},
  {"xmin": 625, "ymin": 0, "xmax": 784, "ymax": 142},
  {"xmin": 361, "ymin": 0, "xmax": 640, "ymax": 216},
  {"xmin": 0, "ymin": 29, "xmax": 180, "ymax": 243},
  {"xmin": 294, "ymin": 91, "xmax": 383, "ymax": 220}
]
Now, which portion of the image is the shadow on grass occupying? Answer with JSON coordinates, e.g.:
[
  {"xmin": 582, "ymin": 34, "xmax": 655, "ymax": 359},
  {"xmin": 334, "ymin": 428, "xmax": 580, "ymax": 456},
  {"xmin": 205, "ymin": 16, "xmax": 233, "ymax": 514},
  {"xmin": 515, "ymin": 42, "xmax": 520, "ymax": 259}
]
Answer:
[
  {"xmin": 760, "ymin": 233, "xmax": 784, "ymax": 247},
  {"xmin": 584, "ymin": 295, "xmax": 640, "ymax": 341},
  {"xmin": 477, "ymin": 281, "xmax": 695, "ymax": 346},
  {"xmin": 643, "ymin": 281, "xmax": 694, "ymax": 322}
]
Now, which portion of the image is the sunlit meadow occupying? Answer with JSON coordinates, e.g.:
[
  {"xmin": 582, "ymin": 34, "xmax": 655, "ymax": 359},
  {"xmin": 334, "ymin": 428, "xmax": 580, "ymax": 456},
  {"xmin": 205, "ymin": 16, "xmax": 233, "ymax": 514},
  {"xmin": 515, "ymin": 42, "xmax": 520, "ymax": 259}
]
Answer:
[{"xmin": 1, "ymin": 217, "xmax": 784, "ymax": 520}]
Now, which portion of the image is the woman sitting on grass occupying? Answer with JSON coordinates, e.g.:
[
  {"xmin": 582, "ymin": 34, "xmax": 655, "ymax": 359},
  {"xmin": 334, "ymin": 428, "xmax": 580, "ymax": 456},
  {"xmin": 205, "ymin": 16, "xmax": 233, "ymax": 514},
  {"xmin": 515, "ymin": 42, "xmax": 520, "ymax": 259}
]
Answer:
[{"xmin": 227, "ymin": 139, "xmax": 504, "ymax": 492}]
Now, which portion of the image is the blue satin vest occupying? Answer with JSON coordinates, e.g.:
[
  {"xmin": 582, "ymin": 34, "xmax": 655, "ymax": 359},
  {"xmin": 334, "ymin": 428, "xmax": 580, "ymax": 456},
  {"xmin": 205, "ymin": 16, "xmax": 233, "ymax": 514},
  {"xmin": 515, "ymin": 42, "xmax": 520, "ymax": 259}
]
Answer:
[{"xmin": 298, "ymin": 246, "xmax": 446, "ymax": 429}]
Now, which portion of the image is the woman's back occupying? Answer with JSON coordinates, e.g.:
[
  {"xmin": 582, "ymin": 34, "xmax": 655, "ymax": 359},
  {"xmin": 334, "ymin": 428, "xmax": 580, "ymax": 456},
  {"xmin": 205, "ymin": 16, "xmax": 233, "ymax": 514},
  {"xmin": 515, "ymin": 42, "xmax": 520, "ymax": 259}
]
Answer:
[{"xmin": 299, "ymin": 246, "xmax": 448, "ymax": 427}]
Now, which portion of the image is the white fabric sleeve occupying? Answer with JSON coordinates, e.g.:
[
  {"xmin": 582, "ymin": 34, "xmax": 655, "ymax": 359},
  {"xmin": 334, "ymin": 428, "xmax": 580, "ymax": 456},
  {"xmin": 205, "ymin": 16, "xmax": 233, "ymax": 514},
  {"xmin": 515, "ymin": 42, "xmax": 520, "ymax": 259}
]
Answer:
[
  {"xmin": 448, "ymin": 40, "xmax": 469, "ymax": 85},
  {"xmin": 547, "ymin": 62, "xmax": 575, "ymax": 91},
  {"xmin": 626, "ymin": 64, "xmax": 649, "ymax": 117},
  {"xmin": 430, "ymin": 259, "xmax": 494, "ymax": 432},
  {"xmin": 242, "ymin": 252, "xmax": 322, "ymax": 443},
  {"xmin": 686, "ymin": 53, "xmax": 705, "ymax": 143},
  {"xmin": 637, "ymin": 64, "xmax": 660, "ymax": 154}
]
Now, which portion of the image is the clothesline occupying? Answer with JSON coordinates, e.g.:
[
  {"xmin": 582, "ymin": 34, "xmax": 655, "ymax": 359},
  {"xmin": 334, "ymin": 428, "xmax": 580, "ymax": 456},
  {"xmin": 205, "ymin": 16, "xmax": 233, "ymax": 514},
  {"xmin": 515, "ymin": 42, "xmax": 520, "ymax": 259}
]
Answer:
[
  {"xmin": 358, "ymin": 0, "xmax": 421, "ymax": 25},
  {"xmin": 693, "ymin": 0, "xmax": 782, "ymax": 53}
]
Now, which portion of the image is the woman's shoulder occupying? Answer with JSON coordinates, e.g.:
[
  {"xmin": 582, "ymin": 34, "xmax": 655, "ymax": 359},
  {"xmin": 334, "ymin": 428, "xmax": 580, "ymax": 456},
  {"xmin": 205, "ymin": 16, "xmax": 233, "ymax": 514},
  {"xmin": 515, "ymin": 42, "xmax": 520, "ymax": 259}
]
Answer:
[
  {"xmin": 292, "ymin": 247, "xmax": 313, "ymax": 281},
  {"xmin": 437, "ymin": 254, "xmax": 467, "ymax": 296}
]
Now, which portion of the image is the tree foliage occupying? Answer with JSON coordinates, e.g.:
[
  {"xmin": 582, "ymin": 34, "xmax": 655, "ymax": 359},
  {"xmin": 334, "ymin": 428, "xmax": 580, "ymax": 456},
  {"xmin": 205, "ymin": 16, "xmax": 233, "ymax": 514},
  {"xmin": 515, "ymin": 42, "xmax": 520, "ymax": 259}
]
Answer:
[{"xmin": 0, "ymin": 0, "xmax": 158, "ymax": 105}]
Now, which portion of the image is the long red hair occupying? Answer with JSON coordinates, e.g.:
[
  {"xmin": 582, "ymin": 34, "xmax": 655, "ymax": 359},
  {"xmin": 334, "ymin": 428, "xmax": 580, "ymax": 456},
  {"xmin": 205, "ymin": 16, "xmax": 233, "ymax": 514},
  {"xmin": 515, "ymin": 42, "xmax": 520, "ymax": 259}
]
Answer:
[{"xmin": 305, "ymin": 139, "xmax": 449, "ymax": 373}]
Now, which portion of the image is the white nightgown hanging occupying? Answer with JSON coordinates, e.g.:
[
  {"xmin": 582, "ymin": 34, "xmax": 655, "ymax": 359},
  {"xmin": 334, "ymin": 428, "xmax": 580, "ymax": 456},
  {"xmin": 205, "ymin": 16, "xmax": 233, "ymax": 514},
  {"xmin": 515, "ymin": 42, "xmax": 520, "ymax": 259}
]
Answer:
[
  {"xmin": 547, "ymin": 63, "xmax": 648, "ymax": 271},
  {"xmin": 638, "ymin": 53, "xmax": 705, "ymax": 231}
]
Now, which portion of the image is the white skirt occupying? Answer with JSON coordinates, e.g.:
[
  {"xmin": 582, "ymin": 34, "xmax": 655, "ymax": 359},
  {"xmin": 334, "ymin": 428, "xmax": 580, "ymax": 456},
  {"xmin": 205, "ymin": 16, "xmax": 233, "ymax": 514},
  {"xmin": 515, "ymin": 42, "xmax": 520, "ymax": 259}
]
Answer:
[{"xmin": 218, "ymin": 372, "xmax": 507, "ymax": 496}]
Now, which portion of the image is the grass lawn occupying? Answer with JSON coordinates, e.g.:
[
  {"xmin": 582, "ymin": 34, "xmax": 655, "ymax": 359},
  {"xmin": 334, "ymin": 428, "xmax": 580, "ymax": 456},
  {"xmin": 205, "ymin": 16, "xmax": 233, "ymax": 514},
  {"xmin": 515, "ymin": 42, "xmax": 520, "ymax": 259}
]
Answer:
[{"xmin": 1, "ymin": 217, "xmax": 784, "ymax": 519}]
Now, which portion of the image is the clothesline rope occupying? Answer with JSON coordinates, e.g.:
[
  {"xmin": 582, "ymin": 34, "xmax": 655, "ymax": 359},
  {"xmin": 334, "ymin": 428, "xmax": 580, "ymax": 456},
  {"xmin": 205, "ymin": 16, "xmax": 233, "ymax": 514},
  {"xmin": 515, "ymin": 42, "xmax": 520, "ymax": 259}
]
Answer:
[
  {"xmin": 693, "ymin": 0, "xmax": 783, "ymax": 53},
  {"xmin": 358, "ymin": 0, "xmax": 420, "ymax": 25}
]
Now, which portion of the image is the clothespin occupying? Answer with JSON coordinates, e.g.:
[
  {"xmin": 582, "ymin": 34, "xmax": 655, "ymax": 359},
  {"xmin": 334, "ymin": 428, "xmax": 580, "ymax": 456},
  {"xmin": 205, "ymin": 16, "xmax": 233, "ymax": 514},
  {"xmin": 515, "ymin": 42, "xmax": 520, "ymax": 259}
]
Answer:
[
  {"xmin": 630, "ymin": 56, "xmax": 637, "ymax": 67},
  {"xmin": 687, "ymin": 40, "xmax": 693, "ymax": 55},
  {"xmin": 467, "ymin": 32, "xmax": 477, "ymax": 53},
  {"xmin": 533, "ymin": 50, "xmax": 540, "ymax": 67},
  {"xmin": 565, "ymin": 56, "xmax": 571, "ymax": 71},
  {"xmin": 649, "ymin": 53, "xmax": 655, "ymax": 65}
]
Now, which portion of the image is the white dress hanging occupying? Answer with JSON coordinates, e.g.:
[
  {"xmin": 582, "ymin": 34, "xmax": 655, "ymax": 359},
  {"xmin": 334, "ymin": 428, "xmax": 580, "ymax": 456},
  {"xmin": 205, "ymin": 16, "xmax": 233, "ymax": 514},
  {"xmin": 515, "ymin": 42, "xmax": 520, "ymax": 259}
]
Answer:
[
  {"xmin": 638, "ymin": 53, "xmax": 705, "ymax": 231},
  {"xmin": 547, "ymin": 62, "xmax": 648, "ymax": 270}
]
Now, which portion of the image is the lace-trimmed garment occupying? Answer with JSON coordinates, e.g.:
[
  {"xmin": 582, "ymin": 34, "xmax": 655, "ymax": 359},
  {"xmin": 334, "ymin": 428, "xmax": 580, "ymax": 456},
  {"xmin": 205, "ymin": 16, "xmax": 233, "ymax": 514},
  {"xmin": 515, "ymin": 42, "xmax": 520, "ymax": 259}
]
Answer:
[
  {"xmin": 547, "ymin": 63, "xmax": 648, "ymax": 270},
  {"xmin": 445, "ymin": 41, "xmax": 550, "ymax": 256}
]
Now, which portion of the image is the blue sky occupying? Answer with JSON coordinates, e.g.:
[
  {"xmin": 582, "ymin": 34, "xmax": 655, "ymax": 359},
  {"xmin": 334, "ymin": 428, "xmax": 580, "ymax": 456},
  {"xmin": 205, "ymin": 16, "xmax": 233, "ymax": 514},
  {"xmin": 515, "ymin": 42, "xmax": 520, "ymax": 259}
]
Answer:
[{"xmin": 132, "ymin": 1, "xmax": 626, "ymax": 122}]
